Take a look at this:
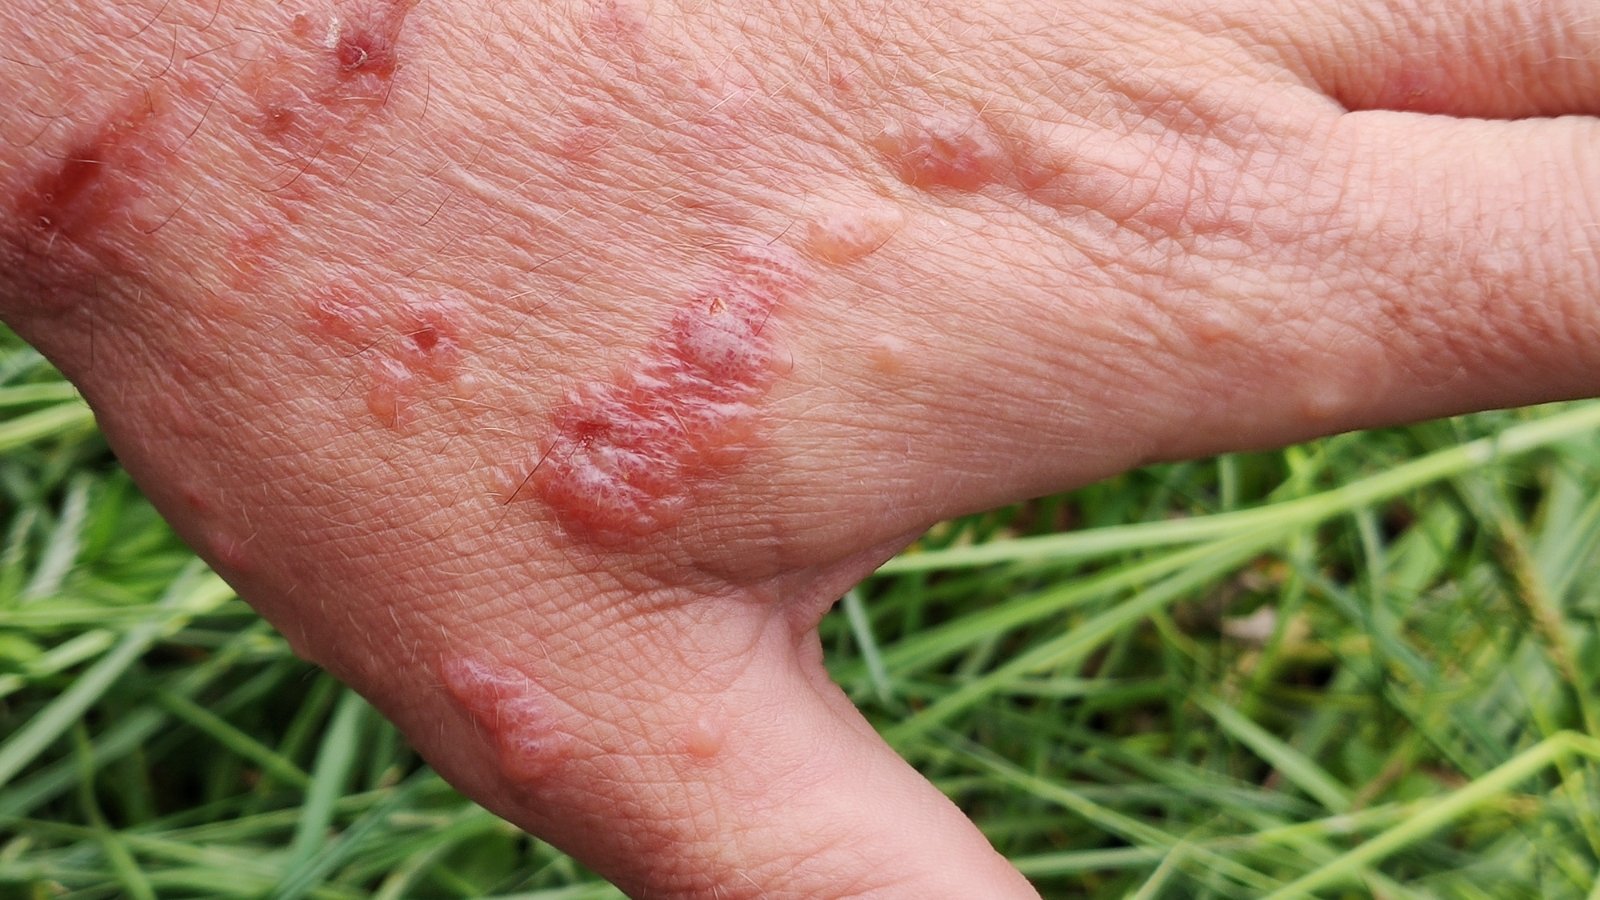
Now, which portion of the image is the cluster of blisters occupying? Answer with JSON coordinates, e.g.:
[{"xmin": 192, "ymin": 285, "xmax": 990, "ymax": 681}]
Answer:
[
  {"xmin": 514, "ymin": 245, "xmax": 808, "ymax": 539},
  {"xmin": 873, "ymin": 111, "xmax": 1009, "ymax": 193},
  {"xmin": 304, "ymin": 283, "xmax": 466, "ymax": 429},
  {"xmin": 439, "ymin": 657, "xmax": 567, "ymax": 783}
]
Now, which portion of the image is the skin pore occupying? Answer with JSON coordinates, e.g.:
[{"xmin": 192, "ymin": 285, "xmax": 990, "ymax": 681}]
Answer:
[{"xmin": 2, "ymin": 0, "xmax": 1597, "ymax": 896}]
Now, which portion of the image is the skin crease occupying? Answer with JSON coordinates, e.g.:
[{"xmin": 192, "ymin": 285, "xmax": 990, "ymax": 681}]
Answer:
[{"xmin": 1, "ymin": 0, "xmax": 1597, "ymax": 896}]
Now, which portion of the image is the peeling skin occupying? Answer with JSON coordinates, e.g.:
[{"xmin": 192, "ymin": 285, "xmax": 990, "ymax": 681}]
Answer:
[
  {"xmin": 439, "ymin": 657, "xmax": 568, "ymax": 784},
  {"xmin": 510, "ymin": 245, "xmax": 808, "ymax": 540}
]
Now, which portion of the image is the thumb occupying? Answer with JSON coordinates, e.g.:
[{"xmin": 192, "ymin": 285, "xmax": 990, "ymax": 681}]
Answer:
[{"xmin": 401, "ymin": 603, "xmax": 1038, "ymax": 899}]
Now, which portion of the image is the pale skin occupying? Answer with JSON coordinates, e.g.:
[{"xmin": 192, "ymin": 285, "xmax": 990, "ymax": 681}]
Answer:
[{"xmin": 1, "ymin": 0, "xmax": 1597, "ymax": 895}]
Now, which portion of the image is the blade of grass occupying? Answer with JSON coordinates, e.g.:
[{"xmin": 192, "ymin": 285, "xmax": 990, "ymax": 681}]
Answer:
[
  {"xmin": 279, "ymin": 689, "xmax": 372, "ymax": 886},
  {"xmin": 1127, "ymin": 843, "xmax": 1186, "ymax": 900},
  {"xmin": 1195, "ymin": 694, "xmax": 1352, "ymax": 814},
  {"xmin": 0, "ymin": 613, "xmax": 256, "ymax": 820},
  {"xmin": 887, "ymin": 532, "xmax": 1274, "ymax": 744},
  {"xmin": 150, "ymin": 690, "xmax": 311, "ymax": 790},
  {"xmin": 0, "ymin": 401, "xmax": 96, "ymax": 453},
  {"xmin": 0, "ymin": 562, "xmax": 220, "ymax": 787},
  {"xmin": 880, "ymin": 401, "xmax": 1600, "ymax": 573},
  {"xmin": 0, "ymin": 382, "xmax": 79, "ymax": 408},
  {"xmin": 0, "ymin": 630, "xmax": 116, "ymax": 700},
  {"xmin": 840, "ymin": 588, "xmax": 893, "ymax": 705},
  {"xmin": 71, "ymin": 723, "xmax": 156, "ymax": 900},
  {"xmin": 868, "ymin": 531, "xmax": 1274, "ymax": 682},
  {"xmin": 952, "ymin": 738, "xmax": 1283, "ymax": 894},
  {"xmin": 21, "ymin": 474, "xmax": 91, "ymax": 601},
  {"xmin": 275, "ymin": 771, "xmax": 427, "ymax": 900},
  {"xmin": 1264, "ymin": 731, "xmax": 1600, "ymax": 898},
  {"xmin": 368, "ymin": 808, "xmax": 507, "ymax": 900}
]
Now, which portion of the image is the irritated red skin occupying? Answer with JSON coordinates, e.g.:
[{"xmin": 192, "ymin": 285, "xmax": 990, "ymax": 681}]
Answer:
[
  {"xmin": 439, "ymin": 657, "xmax": 568, "ymax": 783},
  {"xmin": 12, "ymin": 93, "xmax": 167, "ymax": 250},
  {"xmin": 333, "ymin": 2, "xmax": 413, "ymax": 79},
  {"xmin": 241, "ymin": 0, "xmax": 420, "ymax": 161},
  {"xmin": 518, "ymin": 245, "xmax": 808, "ymax": 540},
  {"xmin": 14, "ymin": 2, "xmax": 420, "ymax": 233},
  {"xmin": 304, "ymin": 283, "xmax": 467, "ymax": 429},
  {"xmin": 2, "ymin": 0, "xmax": 426, "ymax": 324}
]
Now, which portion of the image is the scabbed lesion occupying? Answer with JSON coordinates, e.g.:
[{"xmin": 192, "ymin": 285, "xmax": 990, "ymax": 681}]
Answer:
[
  {"xmin": 503, "ymin": 244, "xmax": 808, "ymax": 541},
  {"xmin": 238, "ymin": 0, "xmax": 423, "ymax": 168}
]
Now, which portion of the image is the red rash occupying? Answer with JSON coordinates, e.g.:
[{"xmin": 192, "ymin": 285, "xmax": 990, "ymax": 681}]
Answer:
[
  {"xmin": 242, "ymin": 0, "xmax": 419, "ymax": 152},
  {"xmin": 7, "ymin": 0, "xmax": 422, "ymax": 269},
  {"xmin": 439, "ymin": 657, "xmax": 568, "ymax": 784},
  {"xmin": 303, "ymin": 284, "xmax": 466, "ymax": 429},
  {"xmin": 14, "ymin": 94, "xmax": 163, "ymax": 245},
  {"xmin": 512, "ymin": 245, "xmax": 808, "ymax": 540}
]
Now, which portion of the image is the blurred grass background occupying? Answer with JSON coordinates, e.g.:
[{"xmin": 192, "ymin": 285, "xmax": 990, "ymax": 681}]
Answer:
[{"xmin": 2, "ymin": 319, "xmax": 1599, "ymax": 899}]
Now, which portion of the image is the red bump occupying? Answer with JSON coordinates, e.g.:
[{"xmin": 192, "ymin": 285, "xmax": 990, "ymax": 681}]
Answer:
[
  {"xmin": 180, "ymin": 486, "xmax": 209, "ymax": 514},
  {"xmin": 303, "ymin": 286, "xmax": 467, "ymax": 428},
  {"xmin": 410, "ymin": 324, "xmax": 439, "ymax": 351},
  {"xmin": 258, "ymin": 103, "xmax": 301, "ymax": 139},
  {"xmin": 396, "ymin": 300, "xmax": 465, "ymax": 379},
  {"xmin": 241, "ymin": 2, "xmax": 419, "ymax": 153}
]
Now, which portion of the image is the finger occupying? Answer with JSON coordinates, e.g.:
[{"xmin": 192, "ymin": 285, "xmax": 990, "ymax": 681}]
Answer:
[
  {"xmin": 1251, "ymin": 0, "xmax": 1600, "ymax": 117},
  {"xmin": 1172, "ymin": 111, "xmax": 1600, "ymax": 458},
  {"xmin": 377, "ymin": 589, "xmax": 1041, "ymax": 899}
]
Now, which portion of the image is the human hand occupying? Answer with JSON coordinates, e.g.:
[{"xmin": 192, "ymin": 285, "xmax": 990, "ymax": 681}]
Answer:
[{"xmin": 2, "ymin": 0, "xmax": 1595, "ymax": 895}]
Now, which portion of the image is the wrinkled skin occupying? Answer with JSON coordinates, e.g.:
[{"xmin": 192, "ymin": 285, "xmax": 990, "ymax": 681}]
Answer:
[{"xmin": 2, "ymin": 0, "xmax": 1596, "ymax": 895}]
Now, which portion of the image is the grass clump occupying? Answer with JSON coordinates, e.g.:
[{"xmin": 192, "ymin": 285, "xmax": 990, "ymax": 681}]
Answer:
[{"xmin": 3, "ymin": 320, "xmax": 1600, "ymax": 898}]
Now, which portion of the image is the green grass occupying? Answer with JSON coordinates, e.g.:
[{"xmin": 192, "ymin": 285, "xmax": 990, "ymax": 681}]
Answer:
[{"xmin": 3, "ymin": 319, "xmax": 1600, "ymax": 898}]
